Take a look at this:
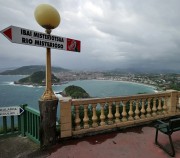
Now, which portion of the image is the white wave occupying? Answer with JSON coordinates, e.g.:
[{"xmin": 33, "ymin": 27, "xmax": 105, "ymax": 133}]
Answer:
[
  {"xmin": 0, "ymin": 81, "xmax": 20, "ymax": 86},
  {"xmin": 12, "ymin": 83, "xmax": 34, "ymax": 88},
  {"xmin": 154, "ymin": 90, "xmax": 160, "ymax": 93},
  {"xmin": 1, "ymin": 81, "xmax": 15, "ymax": 85},
  {"xmin": 23, "ymin": 85, "xmax": 34, "ymax": 88},
  {"xmin": 54, "ymin": 91, "xmax": 63, "ymax": 99},
  {"xmin": 32, "ymin": 85, "xmax": 44, "ymax": 88},
  {"xmin": 9, "ymin": 82, "xmax": 15, "ymax": 85},
  {"xmin": 2, "ymin": 81, "xmax": 43, "ymax": 88}
]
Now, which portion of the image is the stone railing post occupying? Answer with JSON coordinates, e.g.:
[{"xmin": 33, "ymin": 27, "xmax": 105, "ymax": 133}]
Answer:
[
  {"xmin": 177, "ymin": 92, "xmax": 180, "ymax": 112},
  {"xmin": 107, "ymin": 102, "xmax": 113, "ymax": 125},
  {"xmin": 92, "ymin": 104, "xmax": 98, "ymax": 127},
  {"xmin": 122, "ymin": 101, "xmax": 127, "ymax": 122},
  {"xmin": 166, "ymin": 90, "xmax": 178, "ymax": 113},
  {"xmin": 60, "ymin": 97, "xmax": 72, "ymax": 138},
  {"xmin": 128, "ymin": 100, "xmax": 134, "ymax": 121},
  {"xmin": 115, "ymin": 103, "xmax": 120, "ymax": 123},
  {"xmin": 146, "ymin": 98, "xmax": 152, "ymax": 118},
  {"xmin": 100, "ymin": 104, "xmax": 106, "ymax": 126},
  {"xmin": 83, "ymin": 104, "xmax": 89, "ymax": 129},
  {"xmin": 134, "ymin": 100, "xmax": 140, "ymax": 120},
  {"xmin": 140, "ymin": 99, "xmax": 146, "ymax": 119}
]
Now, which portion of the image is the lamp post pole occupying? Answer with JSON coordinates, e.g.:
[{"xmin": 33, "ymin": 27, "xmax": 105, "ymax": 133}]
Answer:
[
  {"xmin": 41, "ymin": 29, "xmax": 57, "ymax": 100},
  {"xmin": 34, "ymin": 4, "xmax": 60, "ymax": 149}
]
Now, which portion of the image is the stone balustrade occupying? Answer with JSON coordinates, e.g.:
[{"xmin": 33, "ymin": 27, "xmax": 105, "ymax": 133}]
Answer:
[{"xmin": 60, "ymin": 90, "xmax": 180, "ymax": 138}]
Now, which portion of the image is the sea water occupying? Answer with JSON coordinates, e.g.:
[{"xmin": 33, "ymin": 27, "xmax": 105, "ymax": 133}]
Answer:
[
  {"xmin": 0, "ymin": 75, "xmax": 156, "ymax": 110},
  {"xmin": 0, "ymin": 75, "xmax": 156, "ymax": 126}
]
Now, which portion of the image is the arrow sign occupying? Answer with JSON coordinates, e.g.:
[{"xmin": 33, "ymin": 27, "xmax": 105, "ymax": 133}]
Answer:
[
  {"xmin": 1, "ymin": 25, "xmax": 81, "ymax": 52},
  {"xmin": 0, "ymin": 106, "xmax": 24, "ymax": 117},
  {"xmin": 2, "ymin": 27, "xmax": 12, "ymax": 41}
]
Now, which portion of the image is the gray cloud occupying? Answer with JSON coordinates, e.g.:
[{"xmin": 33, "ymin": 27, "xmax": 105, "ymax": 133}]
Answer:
[{"xmin": 0, "ymin": 0, "xmax": 180, "ymax": 71}]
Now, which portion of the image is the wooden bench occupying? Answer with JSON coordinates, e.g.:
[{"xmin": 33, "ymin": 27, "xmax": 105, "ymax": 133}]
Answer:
[{"xmin": 155, "ymin": 118, "xmax": 180, "ymax": 157}]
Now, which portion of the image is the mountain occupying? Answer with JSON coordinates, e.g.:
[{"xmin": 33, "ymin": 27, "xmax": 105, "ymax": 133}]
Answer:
[
  {"xmin": 14, "ymin": 71, "xmax": 60, "ymax": 86},
  {"xmin": 0, "ymin": 65, "xmax": 70, "ymax": 75},
  {"xmin": 0, "ymin": 67, "xmax": 18, "ymax": 73}
]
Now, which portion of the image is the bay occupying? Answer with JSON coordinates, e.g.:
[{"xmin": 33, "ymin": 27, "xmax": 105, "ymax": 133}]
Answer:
[{"xmin": 0, "ymin": 75, "xmax": 156, "ymax": 110}]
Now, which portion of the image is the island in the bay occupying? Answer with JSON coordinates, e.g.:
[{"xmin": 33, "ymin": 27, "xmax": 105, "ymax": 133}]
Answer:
[
  {"xmin": 61, "ymin": 85, "xmax": 90, "ymax": 99},
  {"xmin": 14, "ymin": 71, "xmax": 60, "ymax": 86}
]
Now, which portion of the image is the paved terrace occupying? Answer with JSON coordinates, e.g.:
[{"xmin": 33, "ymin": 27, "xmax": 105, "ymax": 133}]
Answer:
[{"xmin": 1, "ymin": 125, "xmax": 179, "ymax": 158}]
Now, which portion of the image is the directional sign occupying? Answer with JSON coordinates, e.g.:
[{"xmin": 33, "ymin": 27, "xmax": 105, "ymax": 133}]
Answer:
[
  {"xmin": 1, "ymin": 25, "xmax": 81, "ymax": 52},
  {"xmin": 0, "ymin": 106, "xmax": 24, "ymax": 117}
]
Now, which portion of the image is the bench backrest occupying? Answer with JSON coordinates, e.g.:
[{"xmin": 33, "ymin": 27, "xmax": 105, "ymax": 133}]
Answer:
[{"xmin": 169, "ymin": 118, "xmax": 180, "ymax": 132}]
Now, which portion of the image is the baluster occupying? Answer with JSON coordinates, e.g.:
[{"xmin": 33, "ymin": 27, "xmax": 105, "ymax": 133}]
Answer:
[
  {"xmin": 177, "ymin": 105, "xmax": 180, "ymax": 112},
  {"xmin": 152, "ymin": 98, "xmax": 157, "ymax": 117},
  {"xmin": 176, "ymin": 96, "xmax": 180, "ymax": 112},
  {"xmin": 135, "ymin": 100, "xmax": 140, "ymax": 120},
  {"xmin": 146, "ymin": 98, "xmax": 152, "ymax": 118},
  {"xmin": 163, "ymin": 97, "xmax": 168, "ymax": 114},
  {"xmin": 83, "ymin": 104, "xmax": 89, "ymax": 129},
  {"xmin": 92, "ymin": 104, "xmax": 98, "ymax": 127},
  {"xmin": 177, "ymin": 97, "xmax": 180, "ymax": 112},
  {"xmin": 122, "ymin": 101, "xmax": 127, "ymax": 122},
  {"xmin": 75, "ymin": 105, "xmax": 81, "ymax": 130},
  {"xmin": 157, "ymin": 97, "xmax": 162, "ymax": 115},
  {"xmin": 100, "ymin": 103, "xmax": 106, "ymax": 126},
  {"xmin": 115, "ymin": 102, "xmax": 120, "ymax": 123},
  {"xmin": 140, "ymin": 99, "xmax": 146, "ymax": 119},
  {"xmin": 128, "ymin": 100, "xmax": 134, "ymax": 121},
  {"xmin": 107, "ymin": 102, "xmax": 113, "ymax": 124}
]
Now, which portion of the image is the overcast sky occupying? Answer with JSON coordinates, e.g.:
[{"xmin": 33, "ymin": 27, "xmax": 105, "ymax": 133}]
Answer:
[{"xmin": 0, "ymin": 0, "xmax": 180, "ymax": 71}]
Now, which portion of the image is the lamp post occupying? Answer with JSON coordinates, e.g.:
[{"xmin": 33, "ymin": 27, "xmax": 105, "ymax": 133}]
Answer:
[{"xmin": 34, "ymin": 4, "xmax": 60, "ymax": 149}]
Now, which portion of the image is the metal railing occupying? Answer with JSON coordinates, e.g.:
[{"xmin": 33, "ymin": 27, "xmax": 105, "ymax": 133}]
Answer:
[
  {"xmin": 0, "ymin": 115, "xmax": 21, "ymax": 136},
  {"xmin": 0, "ymin": 104, "xmax": 40, "ymax": 144},
  {"xmin": 23, "ymin": 105, "xmax": 40, "ymax": 144}
]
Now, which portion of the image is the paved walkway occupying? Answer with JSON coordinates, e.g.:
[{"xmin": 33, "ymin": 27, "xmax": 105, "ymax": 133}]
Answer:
[
  {"xmin": 0, "ymin": 125, "xmax": 180, "ymax": 158},
  {"xmin": 48, "ymin": 126, "xmax": 180, "ymax": 158},
  {"xmin": 0, "ymin": 135, "xmax": 48, "ymax": 158}
]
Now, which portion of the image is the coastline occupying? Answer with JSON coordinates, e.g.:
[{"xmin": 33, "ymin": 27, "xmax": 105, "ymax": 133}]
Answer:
[
  {"xmin": 0, "ymin": 76, "xmax": 165, "ymax": 112},
  {"xmin": 0, "ymin": 74, "xmax": 163, "ymax": 93},
  {"xmin": 8, "ymin": 78, "xmax": 161, "ymax": 93},
  {"xmin": 92, "ymin": 79, "xmax": 161, "ymax": 93},
  {"xmin": 2, "ymin": 75, "xmax": 161, "ymax": 95}
]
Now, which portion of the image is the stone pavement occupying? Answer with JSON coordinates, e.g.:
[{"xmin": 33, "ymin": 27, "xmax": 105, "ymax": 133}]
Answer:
[
  {"xmin": 0, "ymin": 135, "xmax": 48, "ymax": 158},
  {"xmin": 48, "ymin": 126, "xmax": 180, "ymax": 158},
  {"xmin": 0, "ymin": 125, "xmax": 180, "ymax": 158}
]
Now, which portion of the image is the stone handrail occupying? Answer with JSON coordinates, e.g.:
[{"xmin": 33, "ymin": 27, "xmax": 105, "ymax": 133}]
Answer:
[{"xmin": 60, "ymin": 90, "xmax": 180, "ymax": 138}]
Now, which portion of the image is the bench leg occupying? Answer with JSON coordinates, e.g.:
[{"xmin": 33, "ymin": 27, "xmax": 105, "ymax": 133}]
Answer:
[
  {"xmin": 155, "ymin": 129, "xmax": 175, "ymax": 157},
  {"xmin": 168, "ymin": 134, "xmax": 175, "ymax": 157},
  {"xmin": 155, "ymin": 128, "xmax": 158, "ymax": 144}
]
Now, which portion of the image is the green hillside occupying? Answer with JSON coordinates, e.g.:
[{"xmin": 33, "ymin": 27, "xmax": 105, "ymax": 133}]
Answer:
[
  {"xmin": 0, "ymin": 65, "xmax": 69, "ymax": 75},
  {"xmin": 14, "ymin": 71, "xmax": 60, "ymax": 85},
  {"xmin": 62, "ymin": 85, "xmax": 90, "ymax": 99}
]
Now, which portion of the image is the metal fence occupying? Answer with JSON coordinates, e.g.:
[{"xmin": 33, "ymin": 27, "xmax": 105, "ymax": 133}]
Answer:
[{"xmin": 0, "ymin": 104, "xmax": 40, "ymax": 144}]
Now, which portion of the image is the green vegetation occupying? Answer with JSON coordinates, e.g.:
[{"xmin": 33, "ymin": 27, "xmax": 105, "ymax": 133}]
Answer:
[
  {"xmin": 14, "ymin": 71, "xmax": 60, "ymax": 85},
  {"xmin": 63, "ymin": 85, "xmax": 90, "ymax": 99},
  {"xmin": 169, "ymin": 83, "xmax": 180, "ymax": 91}
]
